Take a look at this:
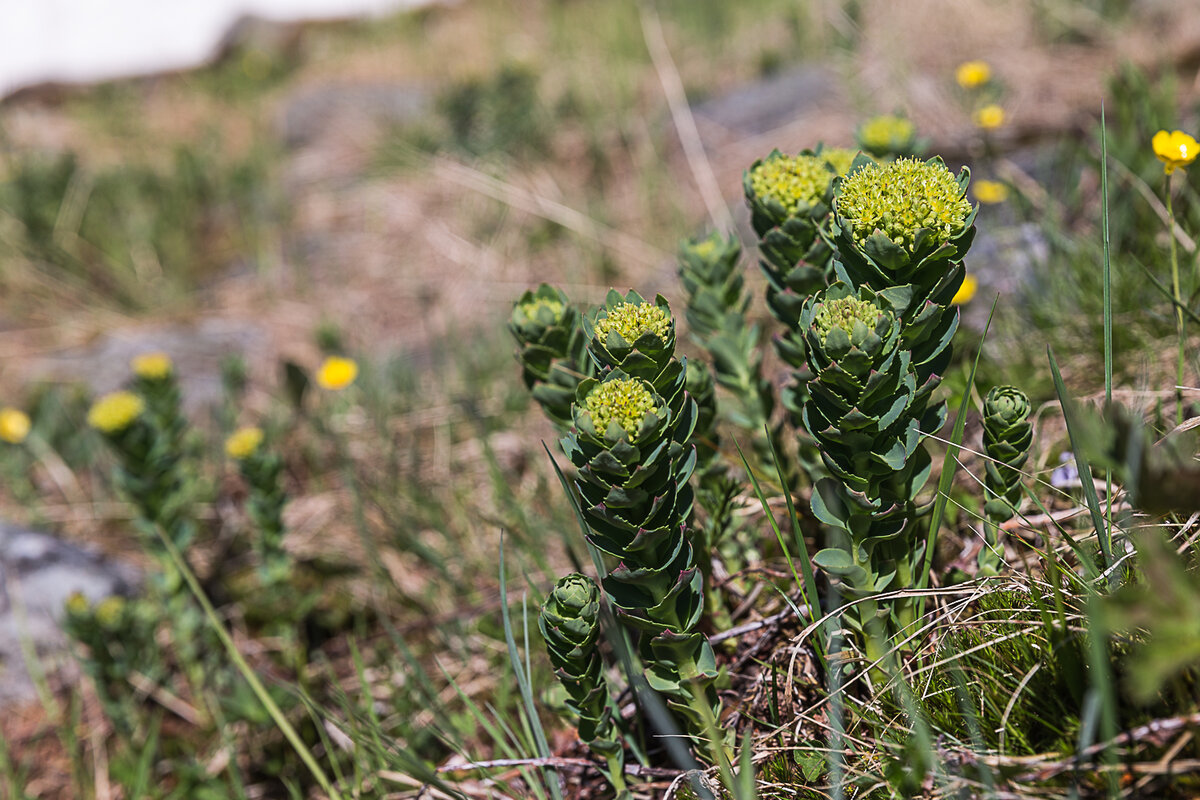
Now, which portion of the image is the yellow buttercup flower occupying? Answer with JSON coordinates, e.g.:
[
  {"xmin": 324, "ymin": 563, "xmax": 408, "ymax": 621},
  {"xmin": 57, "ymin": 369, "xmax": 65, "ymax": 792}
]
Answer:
[
  {"xmin": 225, "ymin": 426, "xmax": 264, "ymax": 460},
  {"xmin": 131, "ymin": 351, "xmax": 173, "ymax": 380},
  {"xmin": 973, "ymin": 105, "xmax": 1005, "ymax": 130},
  {"xmin": 316, "ymin": 356, "xmax": 359, "ymax": 390},
  {"xmin": 0, "ymin": 407, "xmax": 31, "ymax": 444},
  {"xmin": 87, "ymin": 391, "xmax": 145, "ymax": 434},
  {"xmin": 952, "ymin": 274, "xmax": 978, "ymax": 305},
  {"xmin": 956, "ymin": 61, "xmax": 991, "ymax": 90},
  {"xmin": 974, "ymin": 180, "xmax": 1009, "ymax": 204},
  {"xmin": 1153, "ymin": 129, "xmax": 1200, "ymax": 175}
]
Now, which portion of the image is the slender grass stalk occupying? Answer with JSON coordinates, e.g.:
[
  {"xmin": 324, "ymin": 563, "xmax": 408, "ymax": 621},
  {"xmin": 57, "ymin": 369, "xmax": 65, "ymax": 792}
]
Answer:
[
  {"xmin": 1166, "ymin": 171, "xmax": 1187, "ymax": 425},
  {"xmin": 1101, "ymin": 106, "xmax": 1116, "ymax": 551},
  {"xmin": 152, "ymin": 522, "xmax": 344, "ymax": 800}
]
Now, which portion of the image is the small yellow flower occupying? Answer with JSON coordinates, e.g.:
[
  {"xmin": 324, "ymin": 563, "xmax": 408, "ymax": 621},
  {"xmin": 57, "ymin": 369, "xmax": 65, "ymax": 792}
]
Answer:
[
  {"xmin": 0, "ymin": 407, "xmax": 31, "ymax": 444},
  {"xmin": 585, "ymin": 377, "xmax": 658, "ymax": 440},
  {"xmin": 973, "ymin": 105, "xmax": 1005, "ymax": 130},
  {"xmin": 952, "ymin": 274, "xmax": 978, "ymax": 305},
  {"xmin": 131, "ymin": 351, "xmax": 173, "ymax": 380},
  {"xmin": 316, "ymin": 356, "xmax": 359, "ymax": 391},
  {"xmin": 1152, "ymin": 129, "xmax": 1200, "ymax": 175},
  {"xmin": 87, "ymin": 391, "xmax": 145, "ymax": 434},
  {"xmin": 594, "ymin": 302, "xmax": 673, "ymax": 345},
  {"xmin": 65, "ymin": 591, "xmax": 90, "ymax": 616},
  {"xmin": 956, "ymin": 61, "xmax": 992, "ymax": 89},
  {"xmin": 973, "ymin": 180, "xmax": 1009, "ymax": 204},
  {"xmin": 225, "ymin": 426, "xmax": 264, "ymax": 460},
  {"xmin": 94, "ymin": 596, "xmax": 126, "ymax": 630}
]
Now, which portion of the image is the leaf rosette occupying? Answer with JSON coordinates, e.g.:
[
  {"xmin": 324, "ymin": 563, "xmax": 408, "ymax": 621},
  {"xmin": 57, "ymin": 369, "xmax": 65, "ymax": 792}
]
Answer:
[
  {"xmin": 798, "ymin": 284, "xmax": 923, "ymax": 506},
  {"xmin": 982, "ymin": 385, "xmax": 1032, "ymax": 521},
  {"xmin": 539, "ymin": 574, "xmax": 621, "ymax": 751}
]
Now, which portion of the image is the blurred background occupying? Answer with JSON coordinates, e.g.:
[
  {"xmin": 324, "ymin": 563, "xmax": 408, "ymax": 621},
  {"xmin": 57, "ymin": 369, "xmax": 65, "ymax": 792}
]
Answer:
[{"xmin": 2, "ymin": 0, "xmax": 1200, "ymax": 796}]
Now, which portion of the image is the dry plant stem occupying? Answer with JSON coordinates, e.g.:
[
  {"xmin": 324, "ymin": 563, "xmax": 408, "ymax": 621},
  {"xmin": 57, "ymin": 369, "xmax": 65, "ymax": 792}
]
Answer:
[{"xmin": 1167, "ymin": 175, "xmax": 1186, "ymax": 425}]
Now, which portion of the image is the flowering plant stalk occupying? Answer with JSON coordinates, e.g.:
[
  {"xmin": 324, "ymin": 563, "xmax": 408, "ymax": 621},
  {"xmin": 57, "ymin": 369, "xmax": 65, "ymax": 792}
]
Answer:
[
  {"xmin": 800, "ymin": 156, "xmax": 976, "ymax": 657},
  {"xmin": 227, "ymin": 426, "xmax": 291, "ymax": 588},
  {"xmin": 978, "ymin": 386, "xmax": 1032, "ymax": 576},
  {"xmin": 557, "ymin": 291, "xmax": 724, "ymax": 755}
]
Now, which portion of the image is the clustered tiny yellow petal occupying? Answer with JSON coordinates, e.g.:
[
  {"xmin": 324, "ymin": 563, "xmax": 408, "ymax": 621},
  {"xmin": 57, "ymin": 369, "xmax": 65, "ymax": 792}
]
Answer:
[
  {"xmin": 973, "ymin": 104, "xmax": 1006, "ymax": 130},
  {"xmin": 690, "ymin": 237, "xmax": 718, "ymax": 260},
  {"xmin": 1152, "ymin": 129, "xmax": 1200, "ymax": 175},
  {"xmin": 956, "ymin": 60, "xmax": 991, "ymax": 90},
  {"xmin": 87, "ymin": 391, "xmax": 145, "ymax": 434},
  {"xmin": 859, "ymin": 115, "xmax": 915, "ymax": 152},
  {"xmin": 594, "ymin": 302, "xmax": 672, "ymax": 344},
  {"xmin": 814, "ymin": 296, "xmax": 882, "ymax": 338},
  {"xmin": 65, "ymin": 591, "xmax": 90, "ymax": 616},
  {"xmin": 952, "ymin": 274, "xmax": 978, "ymax": 305},
  {"xmin": 836, "ymin": 157, "xmax": 974, "ymax": 253},
  {"xmin": 973, "ymin": 180, "xmax": 1009, "ymax": 204},
  {"xmin": 131, "ymin": 351, "xmax": 173, "ymax": 380},
  {"xmin": 585, "ymin": 378, "xmax": 658, "ymax": 440},
  {"xmin": 749, "ymin": 153, "xmax": 837, "ymax": 217},
  {"xmin": 225, "ymin": 426, "xmax": 265, "ymax": 460},
  {"xmin": 0, "ymin": 407, "xmax": 31, "ymax": 444},
  {"xmin": 94, "ymin": 596, "xmax": 126, "ymax": 630},
  {"xmin": 316, "ymin": 356, "xmax": 359, "ymax": 391}
]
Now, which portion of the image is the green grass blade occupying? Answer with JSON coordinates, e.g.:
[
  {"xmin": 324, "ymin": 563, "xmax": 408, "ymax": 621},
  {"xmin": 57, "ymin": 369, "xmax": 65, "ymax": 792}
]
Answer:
[
  {"xmin": 1101, "ymin": 103, "xmax": 1112, "ymax": 407},
  {"xmin": 761, "ymin": 426, "xmax": 823, "ymax": 625},
  {"xmin": 1046, "ymin": 346, "xmax": 1114, "ymax": 578},
  {"xmin": 498, "ymin": 535, "xmax": 563, "ymax": 800},
  {"xmin": 544, "ymin": 442, "xmax": 607, "ymax": 579}
]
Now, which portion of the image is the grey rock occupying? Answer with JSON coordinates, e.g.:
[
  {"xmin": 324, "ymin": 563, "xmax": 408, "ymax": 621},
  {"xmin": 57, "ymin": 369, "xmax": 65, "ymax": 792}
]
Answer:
[
  {"xmin": 279, "ymin": 82, "xmax": 432, "ymax": 148},
  {"xmin": 694, "ymin": 64, "xmax": 841, "ymax": 137},
  {"xmin": 0, "ymin": 522, "xmax": 139, "ymax": 705}
]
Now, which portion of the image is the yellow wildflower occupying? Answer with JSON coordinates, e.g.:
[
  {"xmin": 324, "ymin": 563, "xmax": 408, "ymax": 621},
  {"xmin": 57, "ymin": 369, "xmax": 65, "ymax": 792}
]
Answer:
[
  {"xmin": 956, "ymin": 61, "xmax": 991, "ymax": 90},
  {"xmin": 316, "ymin": 356, "xmax": 359, "ymax": 391},
  {"xmin": 225, "ymin": 426, "xmax": 264, "ymax": 460},
  {"xmin": 65, "ymin": 591, "xmax": 90, "ymax": 616},
  {"xmin": 952, "ymin": 274, "xmax": 978, "ymax": 305},
  {"xmin": 836, "ymin": 157, "xmax": 973, "ymax": 253},
  {"xmin": 87, "ymin": 391, "xmax": 145, "ymax": 434},
  {"xmin": 0, "ymin": 407, "xmax": 31, "ymax": 444},
  {"xmin": 973, "ymin": 180, "xmax": 1009, "ymax": 204},
  {"xmin": 1153, "ymin": 129, "xmax": 1200, "ymax": 175},
  {"xmin": 131, "ymin": 351, "xmax": 173, "ymax": 380},
  {"xmin": 749, "ymin": 153, "xmax": 836, "ymax": 217},
  {"xmin": 973, "ymin": 105, "xmax": 1005, "ymax": 130}
]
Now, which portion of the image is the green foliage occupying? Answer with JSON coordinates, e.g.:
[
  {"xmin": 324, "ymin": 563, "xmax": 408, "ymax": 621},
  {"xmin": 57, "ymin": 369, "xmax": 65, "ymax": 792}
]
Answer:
[
  {"xmin": 438, "ymin": 63, "xmax": 548, "ymax": 159},
  {"xmin": 509, "ymin": 284, "xmax": 593, "ymax": 430},
  {"xmin": 0, "ymin": 141, "xmax": 275, "ymax": 309},
  {"xmin": 978, "ymin": 385, "xmax": 1033, "ymax": 575}
]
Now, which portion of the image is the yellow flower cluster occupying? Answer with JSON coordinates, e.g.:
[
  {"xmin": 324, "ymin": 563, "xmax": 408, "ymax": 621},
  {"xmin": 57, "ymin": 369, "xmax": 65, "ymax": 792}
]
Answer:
[
  {"xmin": 814, "ymin": 296, "xmax": 882, "ymax": 338},
  {"xmin": 225, "ymin": 426, "xmax": 265, "ymax": 460},
  {"xmin": 316, "ymin": 356, "xmax": 359, "ymax": 390},
  {"xmin": 836, "ymin": 157, "xmax": 973, "ymax": 254},
  {"xmin": 519, "ymin": 296, "xmax": 565, "ymax": 322},
  {"xmin": 749, "ymin": 153, "xmax": 836, "ymax": 217},
  {"xmin": 585, "ymin": 377, "xmax": 658, "ymax": 440},
  {"xmin": 131, "ymin": 351, "xmax": 173, "ymax": 380},
  {"xmin": 0, "ymin": 407, "xmax": 31, "ymax": 444},
  {"xmin": 956, "ymin": 60, "xmax": 991, "ymax": 89},
  {"xmin": 593, "ymin": 302, "xmax": 672, "ymax": 344},
  {"xmin": 87, "ymin": 391, "xmax": 145, "ymax": 434},
  {"xmin": 1153, "ymin": 129, "xmax": 1199, "ymax": 175},
  {"xmin": 859, "ymin": 115, "xmax": 915, "ymax": 152}
]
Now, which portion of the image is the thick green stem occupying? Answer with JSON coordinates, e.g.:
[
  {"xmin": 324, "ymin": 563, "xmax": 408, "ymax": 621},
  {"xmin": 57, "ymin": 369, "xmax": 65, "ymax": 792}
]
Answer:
[{"xmin": 1167, "ymin": 180, "xmax": 1187, "ymax": 425}]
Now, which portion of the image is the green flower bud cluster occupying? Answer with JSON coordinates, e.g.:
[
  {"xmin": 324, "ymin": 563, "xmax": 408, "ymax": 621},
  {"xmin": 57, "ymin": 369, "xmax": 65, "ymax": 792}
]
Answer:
[
  {"xmin": 539, "ymin": 574, "xmax": 626, "ymax": 793},
  {"xmin": 748, "ymin": 152, "xmax": 836, "ymax": 218},
  {"xmin": 978, "ymin": 386, "xmax": 1032, "ymax": 576},
  {"xmin": 510, "ymin": 284, "xmax": 594, "ymax": 430},
  {"xmin": 558, "ymin": 289, "xmax": 721, "ymax": 756}
]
